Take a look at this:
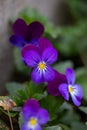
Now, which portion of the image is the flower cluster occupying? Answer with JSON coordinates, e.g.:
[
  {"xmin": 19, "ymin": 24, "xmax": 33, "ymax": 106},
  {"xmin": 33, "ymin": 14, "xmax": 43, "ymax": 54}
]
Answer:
[{"xmin": 9, "ymin": 19, "xmax": 83, "ymax": 130}]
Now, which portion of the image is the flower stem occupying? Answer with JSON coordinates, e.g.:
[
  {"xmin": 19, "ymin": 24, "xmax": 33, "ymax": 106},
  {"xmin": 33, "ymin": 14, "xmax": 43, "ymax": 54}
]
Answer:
[{"xmin": 7, "ymin": 110, "xmax": 14, "ymax": 130}]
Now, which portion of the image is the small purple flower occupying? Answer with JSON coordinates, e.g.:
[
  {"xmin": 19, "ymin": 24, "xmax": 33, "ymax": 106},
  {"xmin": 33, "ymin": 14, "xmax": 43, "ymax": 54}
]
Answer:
[
  {"xmin": 21, "ymin": 38, "xmax": 58, "ymax": 83},
  {"xmin": 47, "ymin": 71, "xmax": 67, "ymax": 96},
  {"xmin": 9, "ymin": 19, "xmax": 44, "ymax": 47},
  {"xmin": 21, "ymin": 99, "xmax": 50, "ymax": 130},
  {"xmin": 59, "ymin": 68, "xmax": 83, "ymax": 106}
]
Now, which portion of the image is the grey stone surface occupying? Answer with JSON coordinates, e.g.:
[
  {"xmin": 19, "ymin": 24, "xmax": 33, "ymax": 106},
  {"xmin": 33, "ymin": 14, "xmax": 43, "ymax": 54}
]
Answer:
[{"xmin": 0, "ymin": 0, "xmax": 65, "ymax": 95}]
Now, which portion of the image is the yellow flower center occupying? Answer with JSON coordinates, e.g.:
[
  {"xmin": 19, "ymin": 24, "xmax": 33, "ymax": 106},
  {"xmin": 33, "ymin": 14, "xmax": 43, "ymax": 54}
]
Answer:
[
  {"xmin": 29, "ymin": 118, "xmax": 37, "ymax": 126},
  {"xmin": 38, "ymin": 62, "xmax": 46, "ymax": 70},
  {"xmin": 69, "ymin": 85, "xmax": 73, "ymax": 93}
]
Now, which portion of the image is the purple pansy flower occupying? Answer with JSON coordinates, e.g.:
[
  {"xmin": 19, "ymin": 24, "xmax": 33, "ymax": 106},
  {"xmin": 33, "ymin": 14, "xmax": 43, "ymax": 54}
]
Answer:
[
  {"xmin": 21, "ymin": 37, "xmax": 58, "ymax": 83},
  {"xmin": 9, "ymin": 19, "xmax": 44, "ymax": 47},
  {"xmin": 47, "ymin": 71, "xmax": 67, "ymax": 96},
  {"xmin": 59, "ymin": 68, "xmax": 83, "ymax": 106},
  {"xmin": 21, "ymin": 99, "xmax": 50, "ymax": 130}
]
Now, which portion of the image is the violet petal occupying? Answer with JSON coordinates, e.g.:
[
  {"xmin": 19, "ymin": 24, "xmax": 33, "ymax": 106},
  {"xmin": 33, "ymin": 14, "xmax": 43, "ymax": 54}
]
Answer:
[
  {"xmin": 47, "ymin": 71, "xmax": 67, "ymax": 96},
  {"xmin": 42, "ymin": 47, "xmax": 58, "ymax": 64},
  {"xmin": 21, "ymin": 122, "xmax": 29, "ymax": 130},
  {"xmin": 13, "ymin": 18, "xmax": 28, "ymax": 38},
  {"xmin": 31, "ymin": 67, "xmax": 44, "ymax": 83},
  {"xmin": 10, "ymin": 35, "xmax": 26, "ymax": 47},
  {"xmin": 22, "ymin": 99, "xmax": 40, "ymax": 120},
  {"xmin": 38, "ymin": 37, "xmax": 53, "ymax": 54},
  {"xmin": 34, "ymin": 124, "xmax": 42, "ymax": 130},
  {"xmin": 70, "ymin": 84, "xmax": 83, "ymax": 106},
  {"xmin": 27, "ymin": 21, "xmax": 44, "ymax": 40},
  {"xmin": 43, "ymin": 65, "xmax": 55, "ymax": 82},
  {"xmin": 66, "ymin": 68, "xmax": 76, "ymax": 85},
  {"xmin": 59, "ymin": 83, "xmax": 69, "ymax": 101},
  {"xmin": 21, "ymin": 44, "xmax": 39, "ymax": 57},
  {"xmin": 31, "ymin": 65, "xmax": 55, "ymax": 83},
  {"xmin": 70, "ymin": 93, "xmax": 81, "ymax": 106},
  {"xmin": 37, "ymin": 108, "xmax": 50, "ymax": 125},
  {"xmin": 21, "ymin": 122, "xmax": 42, "ymax": 130},
  {"xmin": 22, "ymin": 48, "xmax": 40, "ymax": 67}
]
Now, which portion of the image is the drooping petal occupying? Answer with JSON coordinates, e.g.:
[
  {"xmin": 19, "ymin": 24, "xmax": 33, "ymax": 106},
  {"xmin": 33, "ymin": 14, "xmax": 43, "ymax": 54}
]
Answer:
[
  {"xmin": 21, "ymin": 122, "xmax": 42, "ymax": 130},
  {"xmin": 72, "ymin": 84, "xmax": 83, "ymax": 100},
  {"xmin": 37, "ymin": 108, "xmax": 50, "ymax": 125},
  {"xmin": 38, "ymin": 38, "xmax": 53, "ymax": 54},
  {"xmin": 27, "ymin": 21, "xmax": 44, "ymax": 40},
  {"xmin": 34, "ymin": 124, "xmax": 42, "ymax": 130},
  {"xmin": 31, "ymin": 66, "xmax": 55, "ymax": 83},
  {"xmin": 9, "ymin": 35, "xmax": 26, "ymax": 47},
  {"xmin": 42, "ymin": 47, "xmax": 58, "ymax": 64},
  {"xmin": 31, "ymin": 67, "xmax": 44, "ymax": 83},
  {"xmin": 21, "ymin": 122, "xmax": 30, "ymax": 130},
  {"xmin": 70, "ymin": 84, "xmax": 83, "ymax": 106},
  {"xmin": 47, "ymin": 71, "xmax": 67, "ymax": 96},
  {"xmin": 22, "ymin": 99, "xmax": 40, "ymax": 120},
  {"xmin": 66, "ymin": 68, "xmax": 76, "ymax": 85},
  {"xmin": 59, "ymin": 83, "xmax": 69, "ymax": 101},
  {"xmin": 22, "ymin": 46, "xmax": 40, "ymax": 67},
  {"xmin": 70, "ymin": 93, "xmax": 81, "ymax": 106},
  {"xmin": 43, "ymin": 66, "xmax": 55, "ymax": 82},
  {"xmin": 13, "ymin": 18, "xmax": 28, "ymax": 38}
]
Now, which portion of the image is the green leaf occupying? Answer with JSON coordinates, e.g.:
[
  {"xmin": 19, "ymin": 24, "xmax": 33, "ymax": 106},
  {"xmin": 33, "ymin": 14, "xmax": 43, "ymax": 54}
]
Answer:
[
  {"xmin": 76, "ymin": 67, "xmax": 87, "ymax": 100},
  {"xmin": 6, "ymin": 82, "xmax": 25, "ymax": 96},
  {"xmin": 18, "ymin": 112, "xmax": 24, "ymax": 129},
  {"xmin": 79, "ymin": 107, "xmax": 87, "ymax": 114},
  {"xmin": 59, "ymin": 124, "xmax": 71, "ymax": 130},
  {"xmin": 6, "ymin": 82, "xmax": 27, "ymax": 105},
  {"xmin": 17, "ymin": 89, "xmax": 28, "ymax": 102},
  {"xmin": 26, "ymin": 81, "xmax": 45, "ymax": 98},
  {"xmin": 76, "ymin": 67, "xmax": 86, "ymax": 77},
  {"xmin": 6, "ymin": 81, "xmax": 46, "ymax": 105},
  {"xmin": 71, "ymin": 122, "xmax": 87, "ymax": 130},
  {"xmin": 32, "ymin": 92, "xmax": 47, "ymax": 101},
  {"xmin": 60, "ymin": 109, "xmax": 80, "ymax": 125},
  {"xmin": 44, "ymin": 124, "xmax": 71, "ymax": 130},
  {"xmin": 14, "ymin": 48, "xmax": 30, "ymax": 75},
  {"xmin": 44, "ymin": 125, "xmax": 62, "ymax": 130},
  {"xmin": 58, "ymin": 103, "xmax": 80, "ymax": 125},
  {"xmin": 40, "ymin": 95, "xmax": 64, "ymax": 121},
  {"xmin": 53, "ymin": 61, "xmax": 73, "ymax": 73}
]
